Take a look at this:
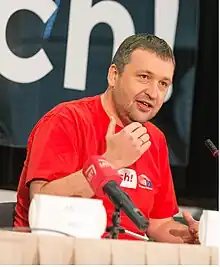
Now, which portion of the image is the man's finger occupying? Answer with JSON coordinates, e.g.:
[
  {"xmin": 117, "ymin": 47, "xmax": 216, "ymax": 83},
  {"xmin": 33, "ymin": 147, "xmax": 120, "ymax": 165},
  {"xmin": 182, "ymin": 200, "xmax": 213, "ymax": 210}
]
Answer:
[
  {"xmin": 182, "ymin": 211, "xmax": 196, "ymax": 227},
  {"xmin": 140, "ymin": 140, "xmax": 151, "ymax": 154},
  {"xmin": 131, "ymin": 127, "xmax": 147, "ymax": 140},
  {"xmin": 124, "ymin": 122, "xmax": 143, "ymax": 134}
]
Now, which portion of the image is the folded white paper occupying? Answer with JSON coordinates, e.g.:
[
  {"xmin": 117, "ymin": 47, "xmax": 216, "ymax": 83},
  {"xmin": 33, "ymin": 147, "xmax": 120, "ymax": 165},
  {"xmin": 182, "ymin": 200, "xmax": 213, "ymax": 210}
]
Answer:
[
  {"xmin": 29, "ymin": 194, "xmax": 107, "ymax": 239},
  {"xmin": 199, "ymin": 210, "xmax": 220, "ymax": 247}
]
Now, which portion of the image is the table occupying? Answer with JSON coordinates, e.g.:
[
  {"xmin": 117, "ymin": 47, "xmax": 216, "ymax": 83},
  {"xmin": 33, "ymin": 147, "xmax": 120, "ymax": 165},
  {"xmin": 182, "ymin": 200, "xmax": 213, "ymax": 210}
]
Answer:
[{"xmin": 0, "ymin": 230, "xmax": 218, "ymax": 265}]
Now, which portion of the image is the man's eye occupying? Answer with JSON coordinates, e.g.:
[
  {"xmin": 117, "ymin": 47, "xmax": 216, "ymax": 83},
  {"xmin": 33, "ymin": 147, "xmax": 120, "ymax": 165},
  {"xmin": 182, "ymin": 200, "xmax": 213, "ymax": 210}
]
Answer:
[
  {"xmin": 139, "ymin": 74, "xmax": 148, "ymax": 79},
  {"xmin": 160, "ymin": 81, "xmax": 169, "ymax": 87}
]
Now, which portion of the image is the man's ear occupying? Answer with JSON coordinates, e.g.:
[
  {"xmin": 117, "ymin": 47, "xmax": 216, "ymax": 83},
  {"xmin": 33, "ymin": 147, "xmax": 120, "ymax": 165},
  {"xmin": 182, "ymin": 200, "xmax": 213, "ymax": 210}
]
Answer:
[{"xmin": 107, "ymin": 64, "xmax": 119, "ymax": 87}]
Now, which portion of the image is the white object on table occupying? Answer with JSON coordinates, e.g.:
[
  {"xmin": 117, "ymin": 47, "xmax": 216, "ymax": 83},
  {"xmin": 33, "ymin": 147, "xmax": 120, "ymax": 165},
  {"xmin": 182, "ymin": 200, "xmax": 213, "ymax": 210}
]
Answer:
[
  {"xmin": 29, "ymin": 194, "xmax": 107, "ymax": 239},
  {"xmin": 199, "ymin": 210, "xmax": 220, "ymax": 247}
]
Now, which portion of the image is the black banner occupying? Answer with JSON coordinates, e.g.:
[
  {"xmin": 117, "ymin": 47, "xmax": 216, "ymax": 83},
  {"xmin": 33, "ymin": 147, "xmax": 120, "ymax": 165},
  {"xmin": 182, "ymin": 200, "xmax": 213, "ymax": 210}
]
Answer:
[{"xmin": 0, "ymin": 0, "xmax": 199, "ymax": 167}]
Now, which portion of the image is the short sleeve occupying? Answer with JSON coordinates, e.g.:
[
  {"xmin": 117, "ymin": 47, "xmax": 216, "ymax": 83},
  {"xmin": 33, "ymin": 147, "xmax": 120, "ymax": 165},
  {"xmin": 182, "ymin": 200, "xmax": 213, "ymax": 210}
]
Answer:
[
  {"xmin": 150, "ymin": 134, "xmax": 179, "ymax": 219},
  {"xmin": 25, "ymin": 114, "xmax": 80, "ymax": 186}
]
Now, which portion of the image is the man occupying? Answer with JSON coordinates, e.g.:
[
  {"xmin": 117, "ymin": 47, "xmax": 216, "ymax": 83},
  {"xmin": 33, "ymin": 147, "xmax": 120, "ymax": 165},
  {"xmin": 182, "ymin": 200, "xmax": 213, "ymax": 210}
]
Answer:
[{"xmin": 14, "ymin": 33, "xmax": 199, "ymax": 243}]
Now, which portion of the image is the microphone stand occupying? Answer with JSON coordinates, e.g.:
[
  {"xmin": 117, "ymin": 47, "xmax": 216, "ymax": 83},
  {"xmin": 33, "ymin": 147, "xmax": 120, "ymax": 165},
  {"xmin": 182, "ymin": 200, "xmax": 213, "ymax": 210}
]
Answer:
[
  {"xmin": 105, "ymin": 206, "xmax": 149, "ymax": 241},
  {"xmin": 106, "ymin": 206, "xmax": 123, "ymax": 239}
]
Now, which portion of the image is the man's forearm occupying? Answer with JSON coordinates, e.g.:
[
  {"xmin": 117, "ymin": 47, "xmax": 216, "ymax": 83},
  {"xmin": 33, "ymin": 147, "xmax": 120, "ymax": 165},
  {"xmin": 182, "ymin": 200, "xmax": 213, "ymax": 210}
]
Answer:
[
  {"xmin": 30, "ymin": 170, "xmax": 94, "ymax": 199},
  {"xmin": 147, "ymin": 219, "xmax": 190, "ymax": 243},
  {"xmin": 32, "ymin": 152, "xmax": 122, "ymax": 200}
]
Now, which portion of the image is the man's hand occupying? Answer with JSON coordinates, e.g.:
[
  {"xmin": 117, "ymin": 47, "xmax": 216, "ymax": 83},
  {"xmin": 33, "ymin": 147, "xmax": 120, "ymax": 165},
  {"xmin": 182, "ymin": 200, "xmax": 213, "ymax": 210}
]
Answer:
[
  {"xmin": 168, "ymin": 212, "xmax": 200, "ymax": 244},
  {"xmin": 148, "ymin": 211, "xmax": 200, "ymax": 244},
  {"xmin": 182, "ymin": 211, "xmax": 200, "ymax": 244},
  {"xmin": 103, "ymin": 117, "xmax": 151, "ymax": 169}
]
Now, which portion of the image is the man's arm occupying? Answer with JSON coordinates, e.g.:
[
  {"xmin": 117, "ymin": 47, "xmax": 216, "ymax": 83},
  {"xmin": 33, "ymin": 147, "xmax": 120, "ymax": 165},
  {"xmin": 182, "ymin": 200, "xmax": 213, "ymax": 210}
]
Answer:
[
  {"xmin": 29, "ymin": 149, "xmax": 122, "ymax": 200},
  {"xmin": 28, "ymin": 117, "xmax": 149, "ymax": 201},
  {"xmin": 146, "ymin": 132, "xmax": 187, "ymax": 243},
  {"xmin": 29, "ymin": 170, "xmax": 94, "ymax": 200}
]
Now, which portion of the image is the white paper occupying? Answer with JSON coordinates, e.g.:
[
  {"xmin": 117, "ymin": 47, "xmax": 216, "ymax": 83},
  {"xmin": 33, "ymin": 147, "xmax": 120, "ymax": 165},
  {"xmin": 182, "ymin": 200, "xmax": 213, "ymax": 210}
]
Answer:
[{"xmin": 29, "ymin": 194, "xmax": 107, "ymax": 238}]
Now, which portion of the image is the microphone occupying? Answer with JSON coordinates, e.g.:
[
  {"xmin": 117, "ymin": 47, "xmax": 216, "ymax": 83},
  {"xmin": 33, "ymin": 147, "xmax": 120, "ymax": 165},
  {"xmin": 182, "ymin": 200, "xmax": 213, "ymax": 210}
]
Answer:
[
  {"xmin": 204, "ymin": 139, "xmax": 219, "ymax": 157},
  {"xmin": 82, "ymin": 156, "xmax": 149, "ymax": 231}
]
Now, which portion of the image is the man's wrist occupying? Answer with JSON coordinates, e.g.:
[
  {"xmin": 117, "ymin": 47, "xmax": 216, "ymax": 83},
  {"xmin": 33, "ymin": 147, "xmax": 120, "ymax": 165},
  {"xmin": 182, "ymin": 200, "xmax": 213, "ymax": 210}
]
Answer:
[{"xmin": 102, "ymin": 153, "xmax": 122, "ymax": 170}]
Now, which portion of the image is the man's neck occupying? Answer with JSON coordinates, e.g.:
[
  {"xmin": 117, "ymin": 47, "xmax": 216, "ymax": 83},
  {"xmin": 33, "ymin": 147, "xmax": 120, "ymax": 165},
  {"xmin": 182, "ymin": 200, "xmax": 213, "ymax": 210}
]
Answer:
[{"xmin": 101, "ymin": 88, "xmax": 124, "ymax": 127}]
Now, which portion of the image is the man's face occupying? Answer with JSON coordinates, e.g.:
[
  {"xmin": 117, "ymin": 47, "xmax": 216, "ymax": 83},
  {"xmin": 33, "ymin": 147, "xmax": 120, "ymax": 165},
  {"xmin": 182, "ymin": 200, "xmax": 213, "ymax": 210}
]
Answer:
[{"xmin": 108, "ymin": 49, "xmax": 174, "ymax": 124}]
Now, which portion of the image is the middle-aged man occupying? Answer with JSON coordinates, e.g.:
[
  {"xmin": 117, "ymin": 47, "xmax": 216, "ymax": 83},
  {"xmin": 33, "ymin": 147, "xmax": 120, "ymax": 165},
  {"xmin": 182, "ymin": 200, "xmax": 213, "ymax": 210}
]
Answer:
[{"xmin": 14, "ymin": 33, "xmax": 199, "ymax": 243}]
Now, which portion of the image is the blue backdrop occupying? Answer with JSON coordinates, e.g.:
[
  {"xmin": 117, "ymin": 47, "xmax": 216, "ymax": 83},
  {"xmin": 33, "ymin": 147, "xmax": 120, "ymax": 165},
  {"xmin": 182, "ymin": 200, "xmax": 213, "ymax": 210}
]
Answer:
[{"xmin": 0, "ymin": 0, "xmax": 199, "ymax": 167}]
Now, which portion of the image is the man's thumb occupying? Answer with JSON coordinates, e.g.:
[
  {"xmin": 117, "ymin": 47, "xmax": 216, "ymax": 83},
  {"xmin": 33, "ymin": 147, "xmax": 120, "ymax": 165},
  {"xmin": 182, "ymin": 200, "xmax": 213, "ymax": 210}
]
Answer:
[
  {"xmin": 182, "ymin": 211, "xmax": 195, "ymax": 226},
  {"xmin": 106, "ymin": 116, "xmax": 116, "ymax": 136}
]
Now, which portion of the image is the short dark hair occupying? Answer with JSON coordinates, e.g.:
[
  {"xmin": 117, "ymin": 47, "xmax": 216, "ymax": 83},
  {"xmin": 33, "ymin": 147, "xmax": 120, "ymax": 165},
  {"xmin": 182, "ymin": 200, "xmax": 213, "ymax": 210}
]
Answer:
[{"xmin": 112, "ymin": 33, "xmax": 175, "ymax": 73}]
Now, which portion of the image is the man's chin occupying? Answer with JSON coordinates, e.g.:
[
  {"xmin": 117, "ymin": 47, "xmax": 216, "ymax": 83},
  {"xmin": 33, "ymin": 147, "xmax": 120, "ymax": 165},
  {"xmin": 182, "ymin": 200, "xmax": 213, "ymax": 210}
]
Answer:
[{"xmin": 129, "ymin": 113, "xmax": 154, "ymax": 124}]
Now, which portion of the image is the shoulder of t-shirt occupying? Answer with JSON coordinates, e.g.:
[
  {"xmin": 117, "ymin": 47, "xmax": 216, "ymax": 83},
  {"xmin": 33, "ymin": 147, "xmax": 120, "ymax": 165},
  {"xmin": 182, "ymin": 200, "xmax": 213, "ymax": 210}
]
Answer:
[
  {"xmin": 28, "ymin": 95, "xmax": 100, "ymax": 142},
  {"xmin": 45, "ymin": 95, "xmax": 100, "ymax": 118}
]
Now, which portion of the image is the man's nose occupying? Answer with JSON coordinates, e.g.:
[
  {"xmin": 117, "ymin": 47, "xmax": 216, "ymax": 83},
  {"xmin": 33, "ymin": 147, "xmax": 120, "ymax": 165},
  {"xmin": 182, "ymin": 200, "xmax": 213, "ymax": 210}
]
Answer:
[{"xmin": 144, "ymin": 80, "xmax": 158, "ymax": 99}]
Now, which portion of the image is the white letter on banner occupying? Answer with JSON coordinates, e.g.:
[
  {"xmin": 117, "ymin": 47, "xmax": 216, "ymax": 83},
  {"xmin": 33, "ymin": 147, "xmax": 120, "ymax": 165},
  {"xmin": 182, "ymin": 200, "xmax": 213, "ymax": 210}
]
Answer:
[
  {"xmin": 155, "ymin": 0, "xmax": 179, "ymax": 102},
  {"xmin": 64, "ymin": 0, "xmax": 135, "ymax": 91},
  {"xmin": 0, "ymin": 0, "xmax": 57, "ymax": 83}
]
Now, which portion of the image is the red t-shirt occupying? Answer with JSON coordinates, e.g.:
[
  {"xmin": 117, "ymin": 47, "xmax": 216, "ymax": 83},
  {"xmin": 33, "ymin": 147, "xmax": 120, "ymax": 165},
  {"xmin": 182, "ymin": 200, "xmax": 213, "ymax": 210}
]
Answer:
[{"xmin": 14, "ymin": 95, "xmax": 178, "ymax": 239}]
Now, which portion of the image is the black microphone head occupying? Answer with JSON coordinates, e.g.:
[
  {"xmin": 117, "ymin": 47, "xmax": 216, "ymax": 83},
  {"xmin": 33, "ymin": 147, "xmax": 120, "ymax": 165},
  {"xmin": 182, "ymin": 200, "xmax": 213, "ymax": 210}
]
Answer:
[{"xmin": 204, "ymin": 139, "xmax": 219, "ymax": 157}]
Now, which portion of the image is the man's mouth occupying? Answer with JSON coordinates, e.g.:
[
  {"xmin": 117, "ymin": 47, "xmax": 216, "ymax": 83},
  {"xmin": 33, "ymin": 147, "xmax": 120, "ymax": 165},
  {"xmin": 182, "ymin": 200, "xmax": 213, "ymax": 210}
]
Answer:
[{"xmin": 136, "ymin": 100, "xmax": 153, "ymax": 110}]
